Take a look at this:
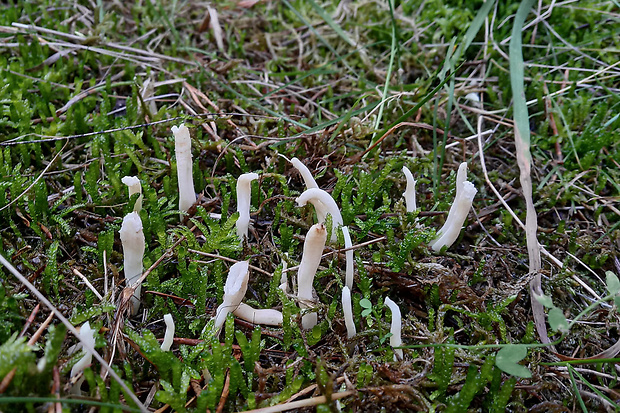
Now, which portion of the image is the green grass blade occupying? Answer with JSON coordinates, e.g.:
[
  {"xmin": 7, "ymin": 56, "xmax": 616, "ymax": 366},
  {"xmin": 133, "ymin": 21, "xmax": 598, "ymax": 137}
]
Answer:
[
  {"xmin": 307, "ymin": 0, "xmax": 355, "ymax": 47},
  {"xmin": 260, "ymin": 43, "xmax": 379, "ymax": 100},
  {"xmin": 510, "ymin": 0, "xmax": 548, "ymax": 345},
  {"xmin": 440, "ymin": 0, "xmax": 496, "ymax": 79},
  {"xmin": 510, "ymin": 1, "xmax": 535, "ymax": 152},
  {"xmin": 434, "ymin": 77, "xmax": 456, "ymax": 195},
  {"xmin": 282, "ymin": 0, "xmax": 359, "ymax": 78},
  {"xmin": 213, "ymin": 77, "xmax": 311, "ymax": 131},
  {"xmin": 366, "ymin": 0, "xmax": 399, "ymax": 157},
  {"xmin": 295, "ymin": 99, "xmax": 380, "ymax": 136},
  {"xmin": 433, "ymin": 0, "xmax": 495, "ymax": 193},
  {"xmin": 381, "ymin": 65, "xmax": 459, "ymax": 136}
]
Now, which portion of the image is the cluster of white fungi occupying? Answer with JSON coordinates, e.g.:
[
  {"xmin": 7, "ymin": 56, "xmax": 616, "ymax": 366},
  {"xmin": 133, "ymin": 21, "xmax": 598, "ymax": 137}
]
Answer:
[{"xmin": 70, "ymin": 124, "xmax": 478, "ymax": 384}]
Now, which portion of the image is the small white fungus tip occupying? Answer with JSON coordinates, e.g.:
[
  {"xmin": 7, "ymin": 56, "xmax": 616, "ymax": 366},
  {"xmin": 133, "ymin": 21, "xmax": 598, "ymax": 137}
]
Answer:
[
  {"xmin": 161, "ymin": 314, "xmax": 175, "ymax": 352},
  {"xmin": 402, "ymin": 166, "xmax": 417, "ymax": 213},
  {"xmin": 384, "ymin": 297, "xmax": 403, "ymax": 361},
  {"xmin": 295, "ymin": 188, "xmax": 343, "ymax": 242},
  {"xmin": 236, "ymin": 173, "xmax": 259, "ymax": 241},
  {"xmin": 70, "ymin": 321, "xmax": 97, "ymax": 382},
  {"xmin": 121, "ymin": 176, "xmax": 140, "ymax": 186},
  {"xmin": 214, "ymin": 261, "xmax": 251, "ymax": 334},
  {"xmin": 342, "ymin": 286, "xmax": 356, "ymax": 339},
  {"xmin": 291, "ymin": 157, "xmax": 319, "ymax": 189}
]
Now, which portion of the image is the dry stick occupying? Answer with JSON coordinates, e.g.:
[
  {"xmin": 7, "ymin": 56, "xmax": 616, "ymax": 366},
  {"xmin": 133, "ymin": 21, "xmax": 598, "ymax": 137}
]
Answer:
[
  {"xmin": 0, "ymin": 141, "xmax": 67, "ymax": 211},
  {"xmin": 216, "ymin": 369, "xmax": 231, "ymax": 413},
  {"xmin": 73, "ymin": 268, "xmax": 104, "ymax": 300},
  {"xmin": 476, "ymin": 100, "xmax": 620, "ymax": 361},
  {"xmin": 184, "ymin": 82, "xmax": 240, "ymax": 133},
  {"xmin": 188, "ymin": 249, "xmax": 271, "ymax": 276},
  {"xmin": 241, "ymin": 390, "xmax": 356, "ymax": 413},
  {"xmin": 283, "ymin": 237, "xmax": 386, "ymax": 274},
  {"xmin": 0, "ymin": 254, "xmax": 148, "ymax": 412},
  {"xmin": 28, "ymin": 311, "xmax": 55, "ymax": 346},
  {"xmin": 475, "ymin": 109, "xmax": 562, "ymax": 269},
  {"xmin": 0, "ymin": 368, "xmax": 16, "ymax": 394},
  {"xmin": 355, "ymin": 122, "xmax": 453, "ymax": 161},
  {"xmin": 53, "ymin": 366, "xmax": 62, "ymax": 413},
  {"xmin": 108, "ymin": 234, "xmax": 188, "ymax": 381},
  {"xmin": 284, "ymin": 377, "xmax": 345, "ymax": 404},
  {"xmin": 2, "ymin": 312, "xmax": 55, "ymax": 396},
  {"xmin": 19, "ymin": 303, "xmax": 40, "ymax": 338}
]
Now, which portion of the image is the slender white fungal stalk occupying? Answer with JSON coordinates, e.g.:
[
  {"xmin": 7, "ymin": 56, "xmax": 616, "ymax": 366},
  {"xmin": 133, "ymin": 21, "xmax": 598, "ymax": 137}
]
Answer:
[
  {"xmin": 297, "ymin": 223, "xmax": 327, "ymax": 329},
  {"xmin": 119, "ymin": 212, "xmax": 145, "ymax": 315},
  {"xmin": 402, "ymin": 166, "xmax": 417, "ymax": 212},
  {"xmin": 431, "ymin": 163, "xmax": 466, "ymax": 243},
  {"xmin": 430, "ymin": 181, "xmax": 477, "ymax": 251},
  {"xmin": 429, "ymin": 162, "xmax": 477, "ymax": 252},
  {"xmin": 233, "ymin": 303, "xmax": 283, "ymax": 326},
  {"xmin": 236, "ymin": 173, "xmax": 259, "ymax": 242},
  {"xmin": 172, "ymin": 124, "xmax": 196, "ymax": 216},
  {"xmin": 279, "ymin": 255, "xmax": 289, "ymax": 294},
  {"xmin": 341, "ymin": 226, "xmax": 354, "ymax": 290},
  {"xmin": 70, "ymin": 321, "xmax": 96, "ymax": 393},
  {"xmin": 384, "ymin": 297, "xmax": 403, "ymax": 361},
  {"xmin": 438, "ymin": 162, "xmax": 469, "ymax": 234},
  {"xmin": 291, "ymin": 157, "xmax": 319, "ymax": 189},
  {"xmin": 342, "ymin": 286, "xmax": 356, "ymax": 338},
  {"xmin": 214, "ymin": 261, "xmax": 250, "ymax": 333},
  {"xmin": 456, "ymin": 162, "xmax": 468, "ymax": 196},
  {"xmin": 121, "ymin": 176, "xmax": 143, "ymax": 212},
  {"xmin": 296, "ymin": 188, "xmax": 343, "ymax": 242},
  {"xmin": 161, "ymin": 314, "xmax": 175, "ymax": 352}
]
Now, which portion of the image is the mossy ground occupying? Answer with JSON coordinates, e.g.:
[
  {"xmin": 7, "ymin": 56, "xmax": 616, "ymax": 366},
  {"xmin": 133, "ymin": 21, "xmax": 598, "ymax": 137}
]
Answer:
[{"xmin": 0, "ymin": 0, "xmax": 619, "ymax": 411}]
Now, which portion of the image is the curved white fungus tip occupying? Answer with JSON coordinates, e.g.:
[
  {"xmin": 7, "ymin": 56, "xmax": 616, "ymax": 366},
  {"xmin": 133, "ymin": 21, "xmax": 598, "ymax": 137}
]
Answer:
[
  {"xmin": 119, "ymin": 212, "xmax": 145, "ymax": 315},
  {"xmin": 70, "ymin": 321, "xmax": 96, "ymax": 381},
  {"xmin": 291, "ymin": 157, "xmax": 319, "ymax": 189},
  {"xmin": 342, "ymin": 286, "xmax": 356, "ymax": 339},
  {"xmin": 402, "ymin": 166, "xmax": 417, "ymax": 213},
  {"xmin": 214, "ymin": 261, "xmax": 250, "ymax": 333},
  {"xmin": 173, "ymin": 124, "xmax": 196, "ymax": 215},
  {"xmin": 121, "ymin": 176, "xmax": 143, "ymax": 212},
  {"xmin": 233, "ymin": 302, "xmax": 283, "ymax": 326},
  {"xmin": 465, "ymin": 92, "xmax": 480, "ymax": 103},
  {"xmin": 236, "ymin": 173, "xmax": 259, "ymax": 241},
  {"xmin": 161, "ymin": 314, "xmax": 175, "ymax": 352},
  {"xmin": 435, "ymin": 162, "xmax": 469, "ymax": 238},
  {"xmin": 430, "ymin": 180, "xmax": 477, "ymax": 252},
  {"xmin": 296, "ymin": 188, "xmax": 343, "ymax": 242},
  {"xmin": 342, "ymin": 226, "xmax": 354, "ymax": 290},
  {"xmin": 224, "ymin": 261, "xmax": 250, "ymax": 298},
  {"xmin": 456, "ymin": 162, "xmax": 468, "ymax": 192},
  {"xmin": 297, "ymin": 223, "xmax": 327, "ymax": 329},
  {"xmin": 384, "ymin": 297, "xmax": 403, "ymax": 361}
]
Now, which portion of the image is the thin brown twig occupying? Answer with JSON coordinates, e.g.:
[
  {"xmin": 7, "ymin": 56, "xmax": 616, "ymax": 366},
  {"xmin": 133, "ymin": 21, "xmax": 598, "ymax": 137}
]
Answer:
[
  {"xmin": 0, "ymin": 254, "xmax": 148, "ymax": 412},
  {"xmin": 216, "ymin": 369, "xmax": 231, "ymax": 413},
  {"xmin": 354, "ymin": 122, "xmax": 455, "ymax": 161},
  {"xmin": 0, "ymin": 368, "xmax": 17, "ymax": 394},
  {"xmin": 188, "ymin": 249, "xmax": 272, "ymax": 276},
  {"xmin": 28, "ymin": 311, "xmax": 55, "ymax": 346},
  {"xmin": 18, "ymin": 303, "xmax": 40, "ymax": 338},
  {"xmin": 242, "ymin": 390, "xmax": 355, "ymax": 413}
]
